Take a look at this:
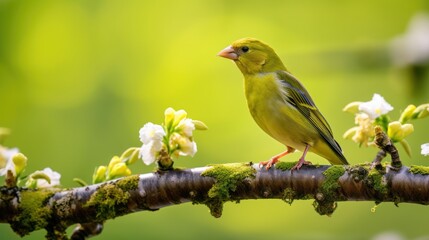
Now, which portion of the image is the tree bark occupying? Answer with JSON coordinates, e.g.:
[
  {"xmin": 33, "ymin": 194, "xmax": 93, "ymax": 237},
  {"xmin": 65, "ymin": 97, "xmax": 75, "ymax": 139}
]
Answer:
[{"xmin": 1, "ymin": 162, "xmax": 429, "ymax": 239}]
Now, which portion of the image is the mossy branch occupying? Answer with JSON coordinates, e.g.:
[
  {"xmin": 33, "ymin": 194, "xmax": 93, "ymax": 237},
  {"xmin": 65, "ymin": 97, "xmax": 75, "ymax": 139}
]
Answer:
[
  {"xmin": 0, "ymin": 127, "xmax": 427, "ymax": 239},
  {"xmin": 2, "ymin": 162, "xmax": 429, "ymax": 239}
]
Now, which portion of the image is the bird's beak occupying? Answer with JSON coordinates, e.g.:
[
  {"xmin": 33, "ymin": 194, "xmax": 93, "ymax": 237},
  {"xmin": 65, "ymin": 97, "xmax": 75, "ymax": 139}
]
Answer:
[{"xmin": 217, "ymin": 45, "xmax": 238, "ymax": 60}]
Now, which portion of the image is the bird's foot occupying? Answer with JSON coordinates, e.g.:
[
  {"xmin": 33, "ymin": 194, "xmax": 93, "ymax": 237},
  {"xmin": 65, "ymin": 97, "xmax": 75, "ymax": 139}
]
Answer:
[
  {"xmin": 259, "ymin": 148, "xmax": 294, "ymax": 170},
  {"xmin": 290, "ymin": 158, "xmax": 312, "ymax": 172},
  {"xmin": 259, "ymin": 158, "xmax": 279, "ymax": 170}
]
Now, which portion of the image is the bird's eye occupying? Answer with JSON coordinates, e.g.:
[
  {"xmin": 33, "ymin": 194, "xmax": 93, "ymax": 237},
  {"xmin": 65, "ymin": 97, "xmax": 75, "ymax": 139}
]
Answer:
[{"xmin": 241, "ymin": 46, "xmax": 249, "ymax": 52}]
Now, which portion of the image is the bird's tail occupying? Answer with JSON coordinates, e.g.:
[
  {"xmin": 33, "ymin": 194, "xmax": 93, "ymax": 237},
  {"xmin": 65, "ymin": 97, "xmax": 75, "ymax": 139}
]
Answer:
[
  {"xmin": 333, "ymin": 140, "xmax": 348, "ymax": 165},
  {"xmin": 313, "ymin": 139, "xmax": 349, "ymax": 165}
]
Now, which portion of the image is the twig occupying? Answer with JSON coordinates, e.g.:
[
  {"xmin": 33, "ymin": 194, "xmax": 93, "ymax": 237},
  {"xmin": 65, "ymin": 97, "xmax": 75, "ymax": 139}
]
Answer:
[{"xmin": 372, "ymin": 126, "xmax": 402, "ymax": 170}]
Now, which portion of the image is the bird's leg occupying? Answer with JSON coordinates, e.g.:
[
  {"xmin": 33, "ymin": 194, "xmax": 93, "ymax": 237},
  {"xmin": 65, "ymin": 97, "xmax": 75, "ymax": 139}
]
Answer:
[
  {"xmin": 291, "ymin": 144, "xmax": 312, "ymax": 171},
  {"xmin": 259, "ymin": 146, "xmax": 295, "ymax": 170}
]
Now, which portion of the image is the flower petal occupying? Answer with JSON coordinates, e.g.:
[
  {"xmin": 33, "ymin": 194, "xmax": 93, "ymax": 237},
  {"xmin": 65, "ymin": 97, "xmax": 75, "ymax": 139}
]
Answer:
[
  {"xmin": 34, "ymin": 168, "xmax": 61, "ymax": 188},
  {"xmin": 140, "ymin": 140, "xmax": 164, "ymax": 165},
  {"xmin": 176, "ymin": 118, "xmax": 195, "ymax": 137},
  {"xmin": 421, "ymin": 143, "xmax": 429, "ymax": 156},
  {"xmin": 359, "ymin": 94, "xmax": 393, "ymax": 119},
  {"xmin": 139, "ymin": 123, "xmax": 166, "ymax": 144},
  {"xmin": 0, "ymin": 147, "xmax": 19, "ymax": 176}
]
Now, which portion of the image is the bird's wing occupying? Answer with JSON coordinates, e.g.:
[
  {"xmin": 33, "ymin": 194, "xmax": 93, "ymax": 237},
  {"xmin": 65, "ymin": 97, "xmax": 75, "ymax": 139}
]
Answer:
[
  {"xmin": 276, "ymin": 71, "xmax": 333, "ymax": 135},
  {"xmin": 276, "ymin": 71, "xmax": 345, "ymax": 160}
]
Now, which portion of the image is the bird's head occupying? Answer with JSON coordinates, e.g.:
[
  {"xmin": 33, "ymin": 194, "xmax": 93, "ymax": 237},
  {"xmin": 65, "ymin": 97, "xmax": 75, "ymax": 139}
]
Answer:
[{"xmin": 218, "ymin": 38, "xmax": 286, "ymax": 75}]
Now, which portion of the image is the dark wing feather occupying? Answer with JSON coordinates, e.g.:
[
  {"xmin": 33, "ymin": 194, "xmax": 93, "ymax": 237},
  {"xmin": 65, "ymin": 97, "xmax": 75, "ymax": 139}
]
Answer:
[{"xmin": 276, "ymin": 71, "xmax": 347, "ymax": 164}]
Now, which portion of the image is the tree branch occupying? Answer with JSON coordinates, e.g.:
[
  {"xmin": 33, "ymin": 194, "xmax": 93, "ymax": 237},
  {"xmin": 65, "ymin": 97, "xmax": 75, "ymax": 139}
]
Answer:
[
  {"xmin": 0, "ymin": 127, "xmax": 427, "ymax": 239},
  {"xmin": 1, "ymin": 162, "xmax": 429, "ymax": 239}
]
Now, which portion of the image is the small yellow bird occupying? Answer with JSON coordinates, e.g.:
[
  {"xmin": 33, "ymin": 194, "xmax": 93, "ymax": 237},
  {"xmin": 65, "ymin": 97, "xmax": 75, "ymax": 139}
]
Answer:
[{"xmin": 218, "ymin": 38, "xmax": 348, "ymax": 170}]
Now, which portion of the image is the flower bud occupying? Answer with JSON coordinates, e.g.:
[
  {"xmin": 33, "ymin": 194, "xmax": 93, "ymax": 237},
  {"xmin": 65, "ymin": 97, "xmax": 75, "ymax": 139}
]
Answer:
[
  {"xmin": 399, "ymin": 104, "xmax": 416, "ymax": 123},
  {"xmin": 92, "ymin": 166, "xmax": 107, "ymax": 184},
  {"xmin": 413, "ymin": 103, "xmax": 429, "ymax": 119},
  {"xmin": 387, "ymin": 121, "xmax": 414, "ymax": 142},
  {"xmin": 12, "ymin": 153, "xmax": 27, "ymax": 177},
  {"xmin": 192, "ymin": 120, "xmax": 208, "ymax": 130},
  {"xmin": 172, "ymin": 110, "xmax": 187, "ymax": 126},
  {"xmin": 128, "ymin": 148, "xmax": 141, "ymax": 165},
  {"xmin": 107, "ymin": 156, "xmax": 121, "ymax": 173},
  {"xmin": 120, "ymin": 147, "xmax": 140, "ymax": 165},
  {"xmin": 164, "ymin": 107, "xmax": 176, "ymax": 128},
  {"xmin": 108, "ymin": 162, "xmax": 131, "ymax": 179}
]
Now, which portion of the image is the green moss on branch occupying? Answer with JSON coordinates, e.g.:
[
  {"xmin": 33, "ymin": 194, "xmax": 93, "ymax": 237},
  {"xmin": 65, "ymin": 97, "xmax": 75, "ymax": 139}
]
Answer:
[
  {"xmin": 201, "ymin": 163, "xmax": 256, "ymax": 217},
  {"xmin": 10, "ymin": 189, "xmax": 56, "ymax": 237},
  {"xmin": 85, "ymin": 175, "xmax": 139, "ymax": 221},
  {"xmin": 409, "ymin": 165, "xmax": 429, "ymax": 175},
  {"xmin": 313, "ymin": 165, "xmax": 345, "ymax": 216}
]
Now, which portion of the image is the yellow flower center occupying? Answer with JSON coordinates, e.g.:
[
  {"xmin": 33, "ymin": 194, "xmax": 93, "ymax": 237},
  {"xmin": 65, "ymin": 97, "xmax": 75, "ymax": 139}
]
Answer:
[{"xmin": 375, "ymin": 108, "xmax": 381, "ymax": 114}]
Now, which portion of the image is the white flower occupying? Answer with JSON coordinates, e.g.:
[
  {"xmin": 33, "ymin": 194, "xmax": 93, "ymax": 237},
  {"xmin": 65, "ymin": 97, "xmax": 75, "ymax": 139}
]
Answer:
[
  {"xmin": 35, "ymin": 168, "xmax": 61, "ymax": 188},
  {"xmin": 176, "ymin": 118, "xmax": 195, "ymax": 137},
  {"xmin": 359, "ymin": 94, "xmax": 393, "ymax": 119},
  {"xmin": 0, "ymin": 147, "xmax": 19, "ymax": 176},
  {"xmin": 139, "ymin": 122, "xmax": 166, "ymax": 165},
  {"xmin": 343, "ymin": 113, "xmax": 375, "ymax": 147},
  {"xmin": 178, "ymin": 138, "xmax": 197, "ymax": 157},
  {"xmin": 170, "ymin": 133, "xmax": 197, "ymax": 157},
  {"xmin": 140, "ymin": 140, "xmax": 164, "ymax": 165},
  {"xmin": 139, "ymin": 122, "xmax": 165, "ymax": 144},
  {"xmin": 421, "ymin": 143, "xmax": 429, "ymax": 156}
]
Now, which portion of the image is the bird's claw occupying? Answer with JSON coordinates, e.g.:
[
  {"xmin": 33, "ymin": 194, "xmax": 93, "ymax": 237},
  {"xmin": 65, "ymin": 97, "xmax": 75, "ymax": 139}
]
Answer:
[
  {"xmin": 259, "ymin": 158, "xmax": 279, "ymax": 170},
  {"xmin": 290, "ymin": 159, "xmax": 312, "ymax": 172}
]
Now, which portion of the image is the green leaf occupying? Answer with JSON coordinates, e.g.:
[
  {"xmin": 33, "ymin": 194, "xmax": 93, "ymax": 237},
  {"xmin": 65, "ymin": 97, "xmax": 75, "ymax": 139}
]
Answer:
[
  {"xmin": 73, "ymin": 178, "xmax": 88, "ymax": 186},
  {"xmin": 375, "ymin": 115, "xmax": 390, "ymax": 132},
  {"xmin": 342, "ymin": 101, "xmax": 363, "ymax": 114},
  {"xmin": 400, "ymin": 139, "xmax": 412, "ymax": 158}
]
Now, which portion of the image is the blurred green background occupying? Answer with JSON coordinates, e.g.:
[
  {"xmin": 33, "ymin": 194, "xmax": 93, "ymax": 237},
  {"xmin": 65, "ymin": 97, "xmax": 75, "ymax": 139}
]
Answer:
[{"xmin": 1, "ymin": 0, "xmax": 429, "ymax": 239}]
